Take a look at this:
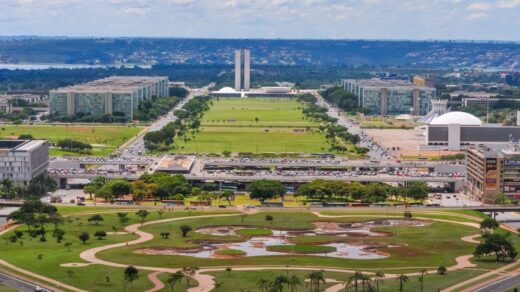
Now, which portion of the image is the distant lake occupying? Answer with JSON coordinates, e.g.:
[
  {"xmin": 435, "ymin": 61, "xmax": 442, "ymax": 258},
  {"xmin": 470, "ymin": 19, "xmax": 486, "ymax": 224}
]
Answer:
[{"xmin": 0, "ymin": 63, "xmax": 109, "ymax": 70}]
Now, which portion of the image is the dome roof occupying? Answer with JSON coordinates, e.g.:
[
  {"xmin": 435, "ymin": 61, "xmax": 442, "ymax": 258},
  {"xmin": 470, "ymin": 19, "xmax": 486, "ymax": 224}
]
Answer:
[
  {"xmin": 430, "ymin": 111, "xmax": 482, "ymax": 126},
  {"xmin": 217, "ymin": 87, "xmax": 238, "ymax": 93}
]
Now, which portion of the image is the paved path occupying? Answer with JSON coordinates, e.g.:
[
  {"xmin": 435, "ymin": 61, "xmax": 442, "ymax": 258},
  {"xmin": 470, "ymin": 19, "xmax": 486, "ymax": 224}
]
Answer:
[
  {"xmin": 145, "ymin": 271, "xmax": 165, "ymax": 292},
  {"xmin": 443, "ymin": 261, "xmax": 519, "ymax": 292}
]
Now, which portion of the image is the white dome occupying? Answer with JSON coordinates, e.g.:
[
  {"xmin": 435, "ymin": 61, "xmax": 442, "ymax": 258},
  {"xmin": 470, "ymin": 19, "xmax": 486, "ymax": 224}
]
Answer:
[
  {"xmin": 217, "ymin": 87, "xmax": 238, "ymax": 93},
  {"xmin": 430, "ymin": 111, "xmax": 482, "ymax": 126}
]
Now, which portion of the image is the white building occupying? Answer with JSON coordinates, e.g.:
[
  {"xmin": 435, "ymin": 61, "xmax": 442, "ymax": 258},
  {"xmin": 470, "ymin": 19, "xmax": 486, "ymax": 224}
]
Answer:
[{"xmin": 0, "ymin": 140, "xmax": 49, "ymax": 183}]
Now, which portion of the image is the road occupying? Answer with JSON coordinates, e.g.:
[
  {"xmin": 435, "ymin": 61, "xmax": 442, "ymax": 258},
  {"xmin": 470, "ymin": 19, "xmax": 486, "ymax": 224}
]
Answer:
[
  {"xmin": 121, "ymin": 83, "xmax": 214, "ymax": 158},
  {"xmin": 0, "ymin": 272, "xmax": 50, "ymax": 292},
  {"xmin": 475, "ymin": 274, "xmax": 520, "ymax": 292},
  {"xmin": 314, "ymin": 93, "xmax": 392, "ymax": 160}
]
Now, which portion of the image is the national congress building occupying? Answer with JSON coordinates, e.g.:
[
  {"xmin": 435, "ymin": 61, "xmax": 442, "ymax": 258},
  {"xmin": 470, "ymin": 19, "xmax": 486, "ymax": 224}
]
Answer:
[{"xmin": 50, "ymin": 76, "xmax": 169, "ymax": 120}]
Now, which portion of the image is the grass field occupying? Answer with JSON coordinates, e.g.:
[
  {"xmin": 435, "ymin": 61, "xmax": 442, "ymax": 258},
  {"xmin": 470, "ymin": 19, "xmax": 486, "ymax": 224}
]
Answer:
[
  {"xmin": 0, "ymin": 207, "xmax": 516, "ymax": 291},
  {"xmin": 173, "ymin": 98, "xmax": 343, "ymax": 155},
  {"xmin": 0, "ymin": 124, "xmax": 143, "ymax": 156}
]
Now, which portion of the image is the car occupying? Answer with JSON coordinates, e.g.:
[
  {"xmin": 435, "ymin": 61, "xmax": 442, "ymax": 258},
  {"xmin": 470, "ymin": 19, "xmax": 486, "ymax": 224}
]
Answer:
[
  {"xmin": 77, "ymin": 202, "xmax": 86, "ymax": 206},
  {"xmin": 244, "ymin": 205, "xmax": 255, "ymax": 209},
  {"xmin": 218, "ymin": 205, "xmax": 227, "ymax": 208}
]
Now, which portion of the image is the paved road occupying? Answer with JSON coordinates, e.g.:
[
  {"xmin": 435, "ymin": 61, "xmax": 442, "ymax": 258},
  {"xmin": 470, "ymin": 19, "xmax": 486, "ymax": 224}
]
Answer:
[
  {"xmin": 314, "ymin": 93, "xmax": 392, "ymax": 160},
  {"xmin": 0, "ymin": 272, "xmax": 50, "ymax": 292},
  {"xmin": 121, "ymin": 83, "xmax": 214, "ymax": 158},
  {"xmin": 475, "ymin": 274, "xmax": 520, "ymax": 292}
]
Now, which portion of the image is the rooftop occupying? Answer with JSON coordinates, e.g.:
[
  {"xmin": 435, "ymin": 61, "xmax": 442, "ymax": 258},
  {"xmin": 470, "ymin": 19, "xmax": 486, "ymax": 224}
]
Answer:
[
  {"xmin": 343, "ymin": 78, "xmax": 435, "ymax": 90},
  {"xmin": 52, "ymin": 76, "xmax": 168, "ymax": 93},
  {"xmin": 0, "ymin": 140, "xmax": 47, "ymax": 152}
]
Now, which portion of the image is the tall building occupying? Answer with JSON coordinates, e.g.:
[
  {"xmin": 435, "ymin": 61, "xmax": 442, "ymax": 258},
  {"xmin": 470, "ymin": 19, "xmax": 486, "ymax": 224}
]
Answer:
[
  {"xmin": 50, "ymin": 76, "xmax": 169, "ymax": 120},
  {"xmin": 413, "ymin": 75, "xmax": 435, "ymax": 88},
  {"xmin": 341, "ymin": 79, "xmax": 436, "ymax": 115},
  {"xmin": 466, "ymin": 144, "xmax": 520, "ymax": 203},
  {"xmin": 234, "ymin": 49, "xmax": 251, "ymax": 91},
  {"xmin": 0, "ymin": 140, "xmax": 49, "ymax": 184}
]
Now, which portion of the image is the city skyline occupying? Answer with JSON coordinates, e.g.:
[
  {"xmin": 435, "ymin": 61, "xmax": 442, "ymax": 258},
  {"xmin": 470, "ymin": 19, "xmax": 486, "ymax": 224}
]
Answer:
[{"xmin": 0, "ymin": 0, "xmax": 519, "ymax": 41}]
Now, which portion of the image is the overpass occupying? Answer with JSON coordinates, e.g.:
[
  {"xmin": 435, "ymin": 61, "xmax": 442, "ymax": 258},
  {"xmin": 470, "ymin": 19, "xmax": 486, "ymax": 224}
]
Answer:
[{"xmin": 50, "ymin": 157, "xmax": 153, "ymax": 167}]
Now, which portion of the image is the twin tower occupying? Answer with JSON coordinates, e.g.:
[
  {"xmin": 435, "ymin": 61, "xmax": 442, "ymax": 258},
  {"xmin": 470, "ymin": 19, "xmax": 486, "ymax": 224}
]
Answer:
[{"xmin": 234, "ymin": 49, "xmax": 250, "ymax": 91}]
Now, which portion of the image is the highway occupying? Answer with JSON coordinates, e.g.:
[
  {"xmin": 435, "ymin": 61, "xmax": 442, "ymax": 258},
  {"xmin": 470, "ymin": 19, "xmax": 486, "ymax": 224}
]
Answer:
[
  {"xmin": 0, "ymin": 271, "xmax": 49, "ymax": 292},
  {"xmin": 475, "ymin": 274, "xmax": 520, "ymax": 292},
  {"xmin": 314, "ymin": 92, "xmax": 393, "ymax": 160},
  {"xmin": 120, "ymin": 83, "xmax": 214, "ymax": 158}
]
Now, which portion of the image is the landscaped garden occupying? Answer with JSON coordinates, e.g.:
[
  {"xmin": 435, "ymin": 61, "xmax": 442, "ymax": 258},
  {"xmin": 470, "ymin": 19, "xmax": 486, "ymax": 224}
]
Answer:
[{"xmin": 0, "ymin": 201, "xmax": 518, "ymax": 292}]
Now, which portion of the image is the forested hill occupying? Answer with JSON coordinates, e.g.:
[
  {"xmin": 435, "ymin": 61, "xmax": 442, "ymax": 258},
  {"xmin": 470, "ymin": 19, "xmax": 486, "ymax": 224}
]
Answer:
[{"xmin": 0, "ymin": 38, "xmax": 519, "ymax": 69}]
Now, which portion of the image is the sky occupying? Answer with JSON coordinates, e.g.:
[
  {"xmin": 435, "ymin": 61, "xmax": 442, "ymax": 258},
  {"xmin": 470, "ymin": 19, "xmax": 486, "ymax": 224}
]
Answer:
[{"xmin": 1, "ymin": 0, "xmax": 519, "ymax": 41}]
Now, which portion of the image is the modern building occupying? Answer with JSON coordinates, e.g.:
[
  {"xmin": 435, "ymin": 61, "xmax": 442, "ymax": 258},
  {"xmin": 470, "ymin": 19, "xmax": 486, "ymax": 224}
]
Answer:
[
  {"xmin": 419, "ymin": 99, "xmax": 449, "ymax": 124},
  {"xmin": 341, "ymin": 79, "xmax": 436, "ymax": 115},
  {"xmin": 49, "ymin": 76, "xmax": 169, "ymax": 120},
  {"xmin": 465, "ymin": 144, "xmax": 520, "ymax": 203},
  {"xmin": 0, "ymin": 140, "xmax": 49, "ymax": 183},
  {"xmin": 234, "ymin": 49, "xmax": 251, "ymax": 91},
  {"xmin": 425, "ymin": 111, "xmax": 520, "ymax": 151},
  {"xmin": 413, "ymin": 75, "xmax": 435, "ymax": 88}
]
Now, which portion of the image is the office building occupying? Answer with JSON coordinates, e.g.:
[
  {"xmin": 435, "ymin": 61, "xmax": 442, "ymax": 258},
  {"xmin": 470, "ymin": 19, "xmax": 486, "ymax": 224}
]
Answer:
[
  {"xmin": 0, "ymin": 140, "xmax": 49, "ymax": 183},
  {"xmin": 234, "ymin": 49, "xmax": 251, "ymax": 91},
  {"xmin": 413, "ymin": 75, "xmax": 435, "ymax": 88},
  {"xmin": 341, "ymin": 79, "xmax": 436, "ymax": 115},
  {"xmin": 50, "ymin": 76, "xmax": 168, "ymax": 120},
  {"xmin": 465, "ymin": 144, "xmax": 520, "ymax": 203},
  {"xmin": 425, "ymin": 111, "xmax": 520, "ymax": 151}
]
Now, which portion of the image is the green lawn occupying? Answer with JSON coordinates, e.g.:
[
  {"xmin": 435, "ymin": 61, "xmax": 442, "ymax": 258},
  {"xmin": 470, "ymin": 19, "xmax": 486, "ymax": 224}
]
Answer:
[
  {"xmin": 172, "ymin": 98, "xmax": 350, "ymax": 155},
  {"xmin": 0, "ymin": 208, "xmax": 232, "ymax": 291},
  {"xmin": 0, "ymin": 124, "xmax": 143, "ymax": 156},
  {"xmin": 97, "ymin": 212, "xmax": 481, "ymax": 270}
]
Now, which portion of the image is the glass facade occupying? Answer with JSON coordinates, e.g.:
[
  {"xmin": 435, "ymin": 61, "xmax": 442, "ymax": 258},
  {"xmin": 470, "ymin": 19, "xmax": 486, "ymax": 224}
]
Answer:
[
  {"xmin": 112, "ymin": 93, "xmax": 134, "ymax": 118},
  {"xmin": 74, "ymin": 93, "xmax": 106, "ymax": 115},
  {"xmin": 49, "ymin": 92, "xmax": 68, "ymax": 115}
]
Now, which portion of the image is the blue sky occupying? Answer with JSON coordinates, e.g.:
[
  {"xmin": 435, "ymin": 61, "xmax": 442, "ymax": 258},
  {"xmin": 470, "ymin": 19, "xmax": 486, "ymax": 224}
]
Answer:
[{"xmin": 1, "ymin": 0, "xmax": 519, "ymax": 41}]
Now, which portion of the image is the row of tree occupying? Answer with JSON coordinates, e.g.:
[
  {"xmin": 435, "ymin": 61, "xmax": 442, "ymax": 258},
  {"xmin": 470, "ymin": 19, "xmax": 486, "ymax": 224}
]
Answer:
[
  {"xmin": 295, "ymin": 180, "xmax": 429, "ymax": 203},
  {"xmin": 320, "ymin": 86, "xmax": 366, "ymax": 114},
  {"xmin": 0, "ymin": 173, "xmax": 57, "ymax": 200},
  {"xmin": 56, "ymin": 139, "xmax": 93, "ymax": 154},
  {"xmin": 143, "ymin": 95, "xmax": 211, "ymax": 152}
]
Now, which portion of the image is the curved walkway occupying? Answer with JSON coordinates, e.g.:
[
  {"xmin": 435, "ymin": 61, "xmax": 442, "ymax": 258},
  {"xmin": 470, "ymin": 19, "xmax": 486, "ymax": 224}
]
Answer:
[
  {"xmin": 145, "ymin": 271, "xmax": 165, "ymax": 292},
  {"xmin": 73, "ymin": 210, "xmax": 487, "ymax": 292}
]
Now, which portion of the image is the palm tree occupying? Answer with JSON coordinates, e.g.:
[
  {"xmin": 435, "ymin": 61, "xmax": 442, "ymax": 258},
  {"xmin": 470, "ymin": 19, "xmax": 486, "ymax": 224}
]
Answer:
[
  {"xmin": 272, "ymin": 275, "xmax": 288, "ymax": 292},
  {"xmin": 166, "ymin": 271, "xmax": 184, "ymax": 292},
  {"xmin": 214, "ymin": 281, "xmax": 224, "ymax": 292},
  {"xmin": 374, "ymin": 271, "xmax": 385, "ymax": 292},
  {"xmin": 361, "ymin": 275, "xmax": 372, "ymax": 292},
  {"xmin": 396, "ymin": 274, "xmax": 409, "ymax": 292},
  {"xmin": 288, "ymin": 275, "xmax": 303, "ymax": 292},
  {"xmin": 344, "ymin": 279, "xmax": 354, "ymax": 292},
  {"xmin": 348, "ymin": 271, "xmax": 364, "ymax": 292},
  {"xmin": 257, "ymin": 278, "xmax": 270, "ymax": 292},
  {"xmin": 306, "ymin": 271, "xmax": 325, "ymax": 292},
  {"xmin": 418, "ymin": 269, "xmax": 427, "ymax": 291}
]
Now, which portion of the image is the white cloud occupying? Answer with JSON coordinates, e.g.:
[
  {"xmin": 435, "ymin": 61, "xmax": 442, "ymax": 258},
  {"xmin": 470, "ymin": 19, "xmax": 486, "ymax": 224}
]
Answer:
[
  {"xmin": 467, "ymin": 12, "xmax": 488, "ymax": 20},
  {"xmin": 467, "ymin": 2, "xmax": 491, "ymax": 10},
  {"xmin": 497, "ymin": 0, "xmax": 520, "ymax": 8}
]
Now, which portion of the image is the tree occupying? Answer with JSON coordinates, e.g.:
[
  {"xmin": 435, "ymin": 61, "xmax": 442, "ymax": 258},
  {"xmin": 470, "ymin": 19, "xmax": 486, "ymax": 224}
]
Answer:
[
  {"xmin": 220, "ymin": 190, "xmax": 234, "ymax": 205},
  {"xmin": 117, "ymin": 213, "xmax": 129, "ymax": 225},
  {"xmin": 226, "ymin": 267, "xmax": 232, "ymax": 276},
  {"xmin": 306, "ymin": 271, "xmax": 325, "ymax": 292},
  {"xmin": 124, "ymin": 266, "xmax": 139, "ymax": 290},
  {"xmin": 83, "ymin": 184, "xmax": 98, "ymax": 200},
  {"xmin": 418, "ymin": 269, "xmax": 427, "ymax": 291},
  {"xmin": 88, "ymin": 214, "xmax": 103, "ymax": 226},
  {"xmin": 180, "ymin": 225, "xmax": 192, "ymax": 237},
  {"xmin": 214, "ymin": 281, "xmax": 224, "ymax": 292},
  {"xmin": 402, "ymin": 181, "xmax": 429, "ymax": 202},
  {"xmin": 374, "ymin": 271, "xmax": 385, "ymax": 292},
  {"xmin": 480, "ymin": 218, "xmax": 499, "ymax": 232},
  {"xmin": 166, "ymin": 271, "xmax": 184, "ymax": 292},
  {"xmin": 103, "ymin": 179, "xmax": 132, "ymax": 198},
  {"xmin": 136, "ymin": 210, "xmax": 150, "ymax": 224},
  {"xmin": 474, "ymin": 233, "xmax": 517, "ymax": 262},
  {"xmin": 396, "ymin": 274, "xmax": 409, "ymax": 292},
  {"xmin": 246, "ymin": 180, "xmax": 285, "ymax": 203},
  {"xmin": 54, "ymin": 228, "xmax": 65, "ymax": 243},
  {"xmin": 160, "ymin": 232, "xmax": 170, "ymax": 239},
  {"xmin": 94, "ymin": 230, "xmax": 107, "ymax": 240},
  {"xmin": 157, "ymin": 209, "xmax": 165, "ymax": 219},
  {"xmin": 78, "ymin": 232, "xmax": 89, "ymax": 244},
  {"xmin": 288, "ymin": 275, "xmax": 303, "ymax": 292},
  {"xmin": 257, "ymin": 278, "xmax": 270, "ymax": 292},
  {"xmin": 348, "ymin": 271, "xmax": 364, "ymax": 292},
  {"xmin": 182, "ymin": 266, "xmax": 199, "ymax": 288},
  {"xmin": 265, "ymin": 215, "xmax": 274, "ymax": 225}
]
